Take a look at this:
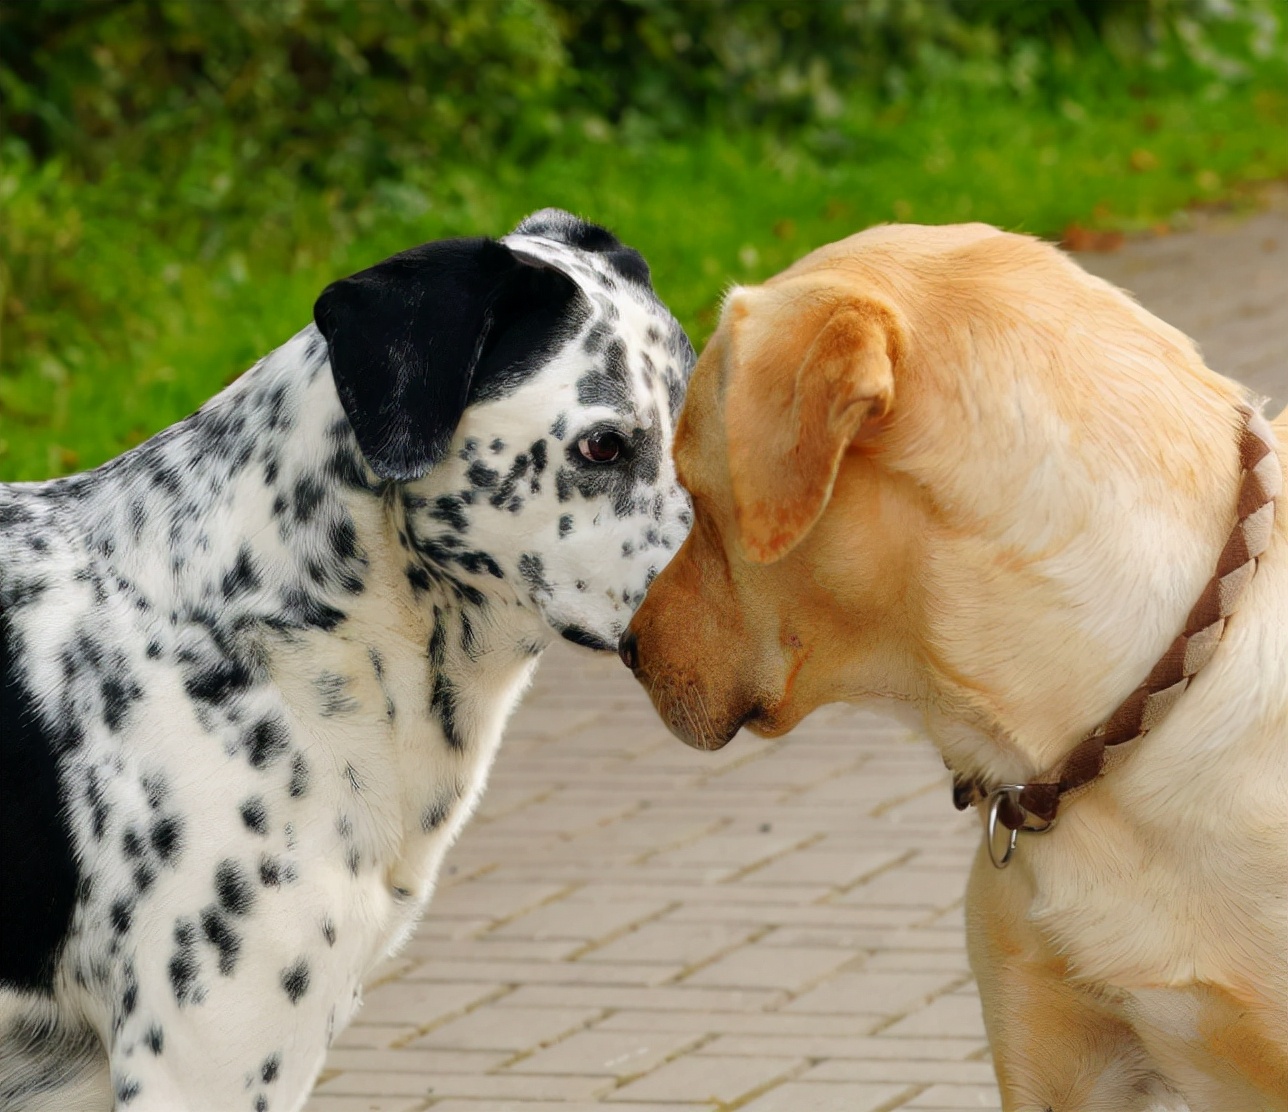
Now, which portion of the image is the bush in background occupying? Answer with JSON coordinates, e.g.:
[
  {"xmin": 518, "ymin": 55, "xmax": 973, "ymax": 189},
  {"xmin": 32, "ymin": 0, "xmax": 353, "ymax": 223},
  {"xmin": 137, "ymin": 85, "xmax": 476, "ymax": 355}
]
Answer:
[
  {"xmin": 4, "ymin": 0, "xmax": 1282, "ymax": 193},
  {"xmin": 1, "ymin": 0, "xmax": 1286, "ymax": 478}
]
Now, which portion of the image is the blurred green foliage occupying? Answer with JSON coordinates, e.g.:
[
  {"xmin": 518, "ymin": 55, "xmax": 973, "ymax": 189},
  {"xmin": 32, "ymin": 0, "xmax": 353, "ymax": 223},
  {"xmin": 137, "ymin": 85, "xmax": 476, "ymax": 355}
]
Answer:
[{"xmin": 2, "ymin": 0, "xmax": 1287, "ymax": 479}]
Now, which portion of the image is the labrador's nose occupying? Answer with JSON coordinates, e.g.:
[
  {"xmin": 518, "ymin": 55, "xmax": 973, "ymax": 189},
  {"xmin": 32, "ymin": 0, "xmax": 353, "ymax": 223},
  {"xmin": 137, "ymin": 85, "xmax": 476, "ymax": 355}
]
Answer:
[{"xmin": 618, "ymin": 629, "xmax": 640, "ymax": 671}]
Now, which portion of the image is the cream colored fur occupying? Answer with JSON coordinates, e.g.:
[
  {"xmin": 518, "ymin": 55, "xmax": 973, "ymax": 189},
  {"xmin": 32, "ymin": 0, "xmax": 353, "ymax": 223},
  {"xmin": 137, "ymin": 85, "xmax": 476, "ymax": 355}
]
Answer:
[{"xmin": 626, "ymin": 223, "xmax": 1288, "ymax": 1111}]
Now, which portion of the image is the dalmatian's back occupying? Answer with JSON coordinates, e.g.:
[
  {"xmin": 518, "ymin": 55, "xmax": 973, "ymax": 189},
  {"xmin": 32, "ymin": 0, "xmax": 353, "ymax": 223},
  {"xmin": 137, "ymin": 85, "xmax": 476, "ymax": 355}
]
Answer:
[{"xmin": 0, "ymin": 210, "xmax": 693, "ymax": 1112}]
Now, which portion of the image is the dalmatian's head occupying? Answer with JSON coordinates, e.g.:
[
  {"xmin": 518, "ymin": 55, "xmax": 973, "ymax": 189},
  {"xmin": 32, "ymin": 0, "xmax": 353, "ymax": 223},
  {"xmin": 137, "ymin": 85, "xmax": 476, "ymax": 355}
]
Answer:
[{"xmin": 315, "ymin": 209, "xmax": 695, "ymax": 651}]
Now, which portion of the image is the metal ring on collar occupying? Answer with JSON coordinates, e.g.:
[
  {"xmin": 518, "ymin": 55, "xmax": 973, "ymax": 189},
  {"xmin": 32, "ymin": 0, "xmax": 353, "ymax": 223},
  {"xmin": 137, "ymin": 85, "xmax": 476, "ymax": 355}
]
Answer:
[{"xmin": 986, "ymin": 785, "xmax": 1057, "ymax": 870}]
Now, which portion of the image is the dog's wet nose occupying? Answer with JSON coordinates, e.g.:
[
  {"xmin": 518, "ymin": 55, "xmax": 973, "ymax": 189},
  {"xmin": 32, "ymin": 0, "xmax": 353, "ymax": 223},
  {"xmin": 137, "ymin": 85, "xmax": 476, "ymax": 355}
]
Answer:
[{"xmin": 618, "ymin": 629, "xmax": 640, "ymax": 671}]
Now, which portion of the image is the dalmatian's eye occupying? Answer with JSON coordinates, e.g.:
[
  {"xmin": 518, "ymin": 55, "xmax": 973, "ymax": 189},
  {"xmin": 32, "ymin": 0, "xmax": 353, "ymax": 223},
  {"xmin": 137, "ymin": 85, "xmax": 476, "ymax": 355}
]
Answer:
[{"xmin": 576, "ymin": 431, "xmax": 626, "ymax": 464}]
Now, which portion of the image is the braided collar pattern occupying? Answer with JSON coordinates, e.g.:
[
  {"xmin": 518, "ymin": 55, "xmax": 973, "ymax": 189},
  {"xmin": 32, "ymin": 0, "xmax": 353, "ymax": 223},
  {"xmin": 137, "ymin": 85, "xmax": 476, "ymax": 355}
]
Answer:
[{"xmin": 953, "ymin": 404, "xmax": 1280, "ymax": 864}]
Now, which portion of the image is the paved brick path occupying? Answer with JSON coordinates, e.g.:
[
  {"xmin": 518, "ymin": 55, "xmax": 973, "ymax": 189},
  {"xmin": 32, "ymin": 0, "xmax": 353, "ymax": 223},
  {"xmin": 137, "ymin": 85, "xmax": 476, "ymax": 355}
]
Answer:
[{"xmin": 305, "ymin": 205, "xmax": 1288, "ymax": 1112}]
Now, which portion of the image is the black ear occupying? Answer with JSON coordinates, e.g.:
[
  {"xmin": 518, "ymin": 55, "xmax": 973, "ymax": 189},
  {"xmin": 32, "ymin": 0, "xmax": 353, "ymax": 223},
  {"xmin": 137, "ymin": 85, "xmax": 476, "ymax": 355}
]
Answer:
[
  {"xmin": 511, "ymin": 207, "xmax": 653, "ymax": 289},
  {"xmin": 314, "ymin": 238, "xmax": 582, "ymax": 481}
]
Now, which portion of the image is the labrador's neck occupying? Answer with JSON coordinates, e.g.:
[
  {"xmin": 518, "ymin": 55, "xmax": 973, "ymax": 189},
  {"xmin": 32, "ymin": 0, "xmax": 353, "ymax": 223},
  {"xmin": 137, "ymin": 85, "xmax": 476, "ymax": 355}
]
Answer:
[{"xmin": 916, "ymin": 399, "xmax": 1277, "ymax": 794}]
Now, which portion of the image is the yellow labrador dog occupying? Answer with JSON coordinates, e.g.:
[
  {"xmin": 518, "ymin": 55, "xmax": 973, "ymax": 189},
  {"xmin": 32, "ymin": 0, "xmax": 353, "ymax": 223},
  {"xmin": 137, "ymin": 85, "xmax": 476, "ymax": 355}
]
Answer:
[{"xmin": 621, "ymin": 224, "xmax": 1288, "ymax": 1111}]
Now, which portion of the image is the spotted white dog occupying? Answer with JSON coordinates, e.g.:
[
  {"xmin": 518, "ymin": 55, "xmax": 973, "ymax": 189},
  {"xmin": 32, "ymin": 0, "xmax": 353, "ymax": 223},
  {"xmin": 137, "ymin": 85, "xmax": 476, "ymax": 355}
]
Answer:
[{"xmin": 0, "ymin": 209, "xmax": 694, "ymax": 1111}]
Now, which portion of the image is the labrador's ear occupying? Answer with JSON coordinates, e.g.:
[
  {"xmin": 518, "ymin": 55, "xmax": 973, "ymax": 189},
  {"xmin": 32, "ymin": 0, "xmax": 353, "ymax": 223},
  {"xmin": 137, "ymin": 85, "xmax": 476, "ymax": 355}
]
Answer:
[
  {"xmin": 314, "ymin": 238, "xmax": 581, "ymax": 481},
  {"xmin": 724, "ymin": 287, "xmax": 899, "ymax": 564}
]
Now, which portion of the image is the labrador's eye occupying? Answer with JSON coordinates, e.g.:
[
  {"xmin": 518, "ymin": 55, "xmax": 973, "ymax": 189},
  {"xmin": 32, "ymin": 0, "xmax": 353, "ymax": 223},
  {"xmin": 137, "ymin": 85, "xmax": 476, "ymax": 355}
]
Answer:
[{"xmin": 577, "ymin": 431, "xmax": 626, "ymax": 464}]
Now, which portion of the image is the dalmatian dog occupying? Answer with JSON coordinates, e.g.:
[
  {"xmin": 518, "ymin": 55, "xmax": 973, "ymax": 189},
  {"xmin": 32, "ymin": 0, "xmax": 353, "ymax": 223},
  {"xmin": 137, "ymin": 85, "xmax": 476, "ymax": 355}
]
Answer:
[{"xmin": 0, "ymin": 209, "xmax": 694, "ymax": 1111}]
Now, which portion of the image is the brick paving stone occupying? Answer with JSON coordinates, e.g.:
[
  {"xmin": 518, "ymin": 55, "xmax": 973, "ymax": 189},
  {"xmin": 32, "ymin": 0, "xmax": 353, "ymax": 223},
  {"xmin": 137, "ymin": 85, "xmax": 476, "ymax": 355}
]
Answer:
[
  {"xmin": 580, "ymin": 921, "xmax": 758, "ymax": 967},
  {"xmin": 785, "ymin": 971, "xmax": 965, "ymax": 1017},
  {"xmin": 409, "ymin": 1005, "xmax": 605, "ymax": 1052},
  {"xmin": 743, "ymin": 847, "xmax": 906, "ymax": 887},
  {"xmin": 306, "ymin": 1098, "xmax": 427, "ymax": 1112},
  {"xmin": 738, "ymin": 1080, "xmax": 915, "ymax": 1111},
  {"xmin": 695, "ymin": 1035, "xmax": 988, "ymax": 1060},
  {"xmin": 679, "ymin": 943, "xmax": 858, "ymax": 991},
  {"xmin": 499, "ymin": 984, "xmax": 788, "ymax": 1013},
  {"xmin": 606, "ymin": 1053, "xmax": 806, "ymax": 1104},
  {"xmin": 323, "ymin": 1048, "xmax": 510, "ymax": 1075},
  {"xmin": 318, "ymin": 1070, "xmax": 608, "ymax": 1102},
  {"xmin": 353, "ymin": 981, "xmax": 503, "ymax": 1030},
  {"xmin": 880, "ymin": 993, "xmax": 991, "ymax": 1040},
  {"xmin": 428, "ymin": 881, "xmax": 571, "ymax": 923},
  {"xmin": 403, "ymin": 958, "xmax": 685, "ymax": 988},
  {"xmin": 804, "ymin": 1058, "xmax": 999, "ymax": 1084},
  {"xmin": 491, "ymin": 897, "xmax": 673, "ymax": 943},
  {"xmin": 508, "ymin": 1030, "xmax": 707, "ymax": 1078},
  {"xmin": 902, "ymin": 1083, "xmax": 1004, "ymax": 1109},
  {"xmin": 593, "ymin": 1012, "xmax": 888, "ymax": 1038},
  {"xmin": 302, "ymin": 209, "xmax": 1288, "ymax": 1112},
  {"xmin": 425, "ymin": 1104, "xmax": 714, "ymax": 1112}
]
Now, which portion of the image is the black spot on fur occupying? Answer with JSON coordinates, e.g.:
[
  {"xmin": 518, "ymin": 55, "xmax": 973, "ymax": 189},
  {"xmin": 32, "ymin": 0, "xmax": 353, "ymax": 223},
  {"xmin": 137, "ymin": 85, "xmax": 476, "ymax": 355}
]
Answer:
[
  {"xmin": 0, "ymin": 605, "xmax": 79, "ymax": 991},
  {"xmin": 145, "ymin": 1025, "xmax": 164, "ymax": 1055},
  {"xmin": 200, "ymin": 906, "xmax": 242, "ymax": 975},
  {"xmin": 239, "ymin": 798, "xmax": 268, "ymax": 835},
  {"xmin": 150, "ymin": 815, "xmax": 183, "ymax": 863},
  {"xmin": 215, "ymin": 860, "xmax": 254, "ymax": 916},
  {"xmin": 142, "ymin": 774, "xmax": 167, "ymax": 810},
  {"xmin": 110, "ymin": 898, "xmax": 133, "ymax": 935},
  {"xmin": 558, "ymin": 514, "xmax": 574, "ymax": 537},
  {"xmin": 530, "ymin": 438, "xmax": 548, "ymax": 476},
  {"xmin": 289, "ymin": 753, "xmax": 310, "ymax": 798},
  {"xmin": 555, "ymin": 468, "xmax": 574, "ymax": 502},
  {"xmin": 466, "ymin": 460, "xmax": 499, "ymax": 489},
  {"xmin": 326, "ymin": 444, "xmax": 376, "ymax": 492},
  {"xmin": 259, "ymin": 855, "xmax": 282, "ymax": 888},
  {"xmin": 577, "ymin": 340, "xmax": 633, "ymax": 411},
  {"xmin": 245, "ymin": 717, "xmax": 289, "ymax": 769},
  {"xmin": 420, "ymin": 793, "xmax": 454, "ymax": 832},
  {"xmin": 328, "ymin": 514, "xmax": 362, "ymax": 561},
  {"xmin": 315, "ymin": 672, "xmax": 357, "ymax": 717},
  {"xmin": 489, "ymin": 453, "xmax": 531, "ymax": 510},
  {"xmin": 121, "ymin": 826, "xmax": 146, "ymax": 860},
  {"xmin": 459, "ymin": 611, "xmax": 478, "ymax": 658},
  {"xmin": 280, "ymin": 959, "xmax": 310, "ymax": 1004},
  {"xmin": 292, "ymin": 476, "xmax": 325, "ymax": 523},
  {"xmin": 221, "ymin": 546, "xmax": 262, "ymax": 600},
  {"xmin": 102, "ymin": 672, "xmax": 143, "ymax": 732},
  {"xmin": 430, "ymin": 672, "xmax": 463, "ymax": 750},
  {"xmin": 120, "ymin": 964, "xmax": 138, "ymax": 1019},
  {"xmin": 169, "ymin": 918, "xmax": 200, "ymax": 1005},
  {"xmin": 518, "ymin": 553, "xmax": 552, "ymax": 601},
  {"xmin": 279, "ymin": 587, "xmax": 346, "ymax": 631},
  {"xmin": 432, "ymin": 495, "xmax": 470, "ymax": 533},
  {"xmin": 185, "ymin": 658, "xmax": 254, "ymax": 704},
  {"xmin": 133, "ymin": 861, "xmax": 157, "ymax": 894},
  {"xmin": 116, "ymin": 1076, "xmax": 141, "ymax": 1104}
]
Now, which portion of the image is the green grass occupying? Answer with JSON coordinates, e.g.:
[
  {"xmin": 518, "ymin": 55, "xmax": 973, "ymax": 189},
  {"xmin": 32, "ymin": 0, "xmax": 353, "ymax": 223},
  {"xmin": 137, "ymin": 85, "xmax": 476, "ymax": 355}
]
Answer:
[{"xmin": 3, "ymin": 77, "xmax": 1287, "ymax": 482}]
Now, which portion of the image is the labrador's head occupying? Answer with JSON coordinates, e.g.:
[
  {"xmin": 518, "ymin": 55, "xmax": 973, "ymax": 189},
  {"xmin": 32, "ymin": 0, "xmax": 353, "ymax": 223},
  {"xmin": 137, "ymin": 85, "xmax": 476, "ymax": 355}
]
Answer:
[{"xmin": 622, "ymin": 223, "xmax": 1246, "ymax": 783}]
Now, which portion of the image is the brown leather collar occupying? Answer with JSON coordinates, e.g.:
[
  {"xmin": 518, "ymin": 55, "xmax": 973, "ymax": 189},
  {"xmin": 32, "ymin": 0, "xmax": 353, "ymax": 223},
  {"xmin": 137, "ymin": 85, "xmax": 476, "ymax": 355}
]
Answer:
[{"xmin": 953, "ymin": 404, "xmax": 1280, "ymax": 863}]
